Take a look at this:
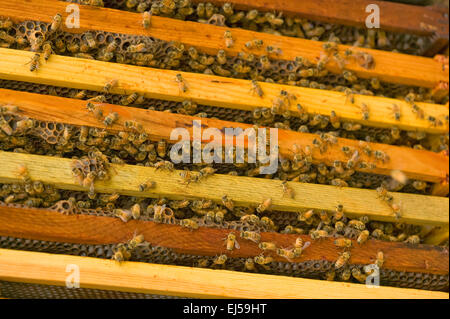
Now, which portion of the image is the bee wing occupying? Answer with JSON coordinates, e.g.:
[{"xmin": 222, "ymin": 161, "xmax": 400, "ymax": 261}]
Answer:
[
  {"xmin": 234, "ymin": 240, "xmax": 240, "ymax": 250},
  {"xmin": 302, "ymin": 241, "xmax": 311, "ymax": 250}
]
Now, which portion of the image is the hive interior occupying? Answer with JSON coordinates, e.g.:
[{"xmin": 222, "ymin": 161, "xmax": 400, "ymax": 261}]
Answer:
[{"xmin": 0, "ymin": 0, "xmax": 449, "ymax": 297}]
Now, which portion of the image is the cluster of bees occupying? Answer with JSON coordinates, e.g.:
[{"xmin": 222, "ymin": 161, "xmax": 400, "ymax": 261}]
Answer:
[
  {"xmin": 0, "ymin": 175, "xmax": 430, "ymax": 283},
  {"xmin": 1, "ymin": 15, "xmax": 446, "ymax": 109},
  {"xmin": 112, "ymin": 233, "xmax": 149, "ymax": 261},
  {"xmin": 0, "ymin": 110, "xmax": 438, "ymax": 196},
  {"xmin": 70, "ymin": 0, "xmax": 433, "ymax": 55},
  {"xmin": 0, "ymin": 1, "xmax": 447, "ymax": 289}
]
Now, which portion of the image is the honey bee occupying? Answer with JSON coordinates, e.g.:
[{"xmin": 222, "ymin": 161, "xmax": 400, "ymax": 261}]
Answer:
[
  {"xmin": 412, "ymin": 180, "xmax": 427, "ymax": 191},
  {"xmin": 215, "ymin": 210, "xmax": 225, "ymax": 223},
  {"xmin": 225, "ymin": 232, "xmax": 240, "ymax": 251},
  {"xmin": 211, "ymin": 64, "xmax": 231, "ymax": 76},
  {"xmin": 14, "ymin": 119, "xmax": 34, "ymax": 133},
  {"xmin": 223, "ymin": 30, "xmax": 234, "ymax": 48},
  {"xmin": 103, "ymin": 112, "xmax": 119, "ymax": 126},
  {"xmin": 276, "ymin": 248, "xmax": 295, "ymax": 262},
  {"xmin": 334, "ymin": 238, "xmax": 352, "ymax": 248},
  {"xmin": 360, "ymin": 103, "xmax": 370, "ymax": 120},
  {"xmin": 352, "ymin": 267, "xmax": 367, "ymax": 283},
  {"xmin": 260, "ymin": 217, "xmax": 276, "ymax": 231},
  {"xmin": 175, "ymin": 73, "xmax": 188, "ymax": 93},
  {"xmin": 127, "ymin": 233, "xmax": 146, "ymax": 251},
  {"xmin": 374, "ymin": 150, "xmax": 389, "ymax": 162},
  {"xmin": 0, "ymin": 18, "xmax": 12, "ymax": 29},
  {"xmin": 310, "ymin": 230, "xmax": 328, "ymax": 240},
  {"xmin": 343, "ymin": 70, "xmax": 357, "ymax": 83},
  {"xmin": 329, "ymin": 110, "xmax": 341, "ymax": 129},
  {"xmin": 256, "ymin": 198, "xmax": 272, "ymax": 214},
  {"xmin": 319, "ymin": 210, "xmax": 331, "ymax": 225},
  {"xmin": 343, "ymin": 88, "xmax": 355, "ymax": 104},
  {"xmin": 250, "ymin": 80, "xmax": 264, "ymax": 98},
  {"xmin": 375, "ymin": 251, "xmax": 384, "ymax": 268},
  {"xmin": 47, "ymin": 13, "xmax": 62, "ymax": 34},
  {"xmin": 411, "ymin": 103, "xmax": 425, "ymax": 119},
  {"xmin": 129, "ymin": 203, "xmax": 140, "ymax": 220},
  {"xmin": 185, "ymin": 47, "xmax": 199, "ymax": 61},
  {"xmin": 259, "ymin": 55, "xmax": 271, "ymax": 70},
  {"xmin": 404, "ymin": 235, "xmax": 420, "ymax": 244},
  {"xmin": 280, "ymin": 180, "xmax": 295, "ymax": 199},
  {"xmin": 0, "ymin": 117, "xmax": 12, "ymax": 135},
  {"xmin": 357, "ymin": 230, "xmax": 370, "ymax": 245},
  {"xmin": 139, "ymin": 180, "xmax": 156, "ymax": 192},
  {"xmin": 101, "ymin": 79, "xmax": 118, "ymax": 94},
  {"xmin": 335, "ymin": 251, "xmax": 351, "ymax": 269},
  {"xmin": 326, "ymin": 269, "xmax": 335, "ymax": 281},
  {"xmin": 266, "ymin": 45, "xmax": 282, "ymax": 56},
  {"xmin": 156, "ymin": 140, "xmax": 167, "ymax": 158},
  {"xmin": 298, "ymin": 209, "xmax": 314, "ymax": 222},
  {"xmin": 83, "ymin": 32, "xmax": 97, "ymax": 49},
  {"xmin": 39, "ymin": 41, "xmax": 54, "ymax": 62},
  {"xmin": 213, "ymin": 254, "xmax": 228, "ymax": 265},
  {"xmin": 244, "ymin": 39, "xmax": 263, "ymax": 50},
  {"xmin": 114, "ymin": 209, "xmax": 132, "ymax": 223},
  {"xmin": 348, "ymin": 219, "xmax": 365, "ymax": 231},
  {"xmin": 122, "ymin": 92, "xmax": 140, "ymax": 106},
  {"xmin": 388, "ymin": 104, "xmax": 401, "ymax": 121},
  {"xmin": 124, "ymin": 120, "xmax": 144, "ymax": 133},
  {"xmin": 342, "ymin": 122, "xmax": 361, "ymax": 131},
  {"xmin": 142, "ymin": 11, "xmax": 152, "ymax": 29},
  {"xmin": 127, "ymin": 43, "xmax": 146, "ymax": 53},
  {"xmin": 105, "ymin": 40, "xmax": 119, "ymax": 55},
  {"xmin": 0, "ymin": 30, "xmax": 15, "ymax": 44},
  {"xmin": 67, "ymin": 41, "xmax": 80, "ymax": 53},
  {"xmin": 331, "ymin": 178, "xmax": 348, "ymax": 187},
  {"xmin": 154, "ymin": 160, "xmax": 174, "ymax": 171},
  {"xmin": 281, "ymin": 225, "xmax": 304, "ymax": 234},
  {"xmin": 99, "ymin": 193, "xmax": 120, "ymax": 203},
  {"xmin": 15, "ymin": 164, "xmax": 31, "ymax": 183},
  {"xmin": 244, "ymin": 258, "xmax": 256, "ymax": 271},
  {"xmin": 26, "ymin": 53, "xmax": 40, "ymax": 72},
  {"xmin": 199, "ymin": 55, "xmax": 215, "ymax": 66},
  {"xmin": 390, "ymin": 202, "xmax": 402, "ymax": 219},
  {"xmin": 258, "ymin": 242, "xmax": 277, "ymax": 251},
  {"xmin": 346, "ymin": 150, "xmax": 359, "ymax": 169},
  {"xmin": 240, "ymin": 230, "xmax": 261, "ymax": 243},
  {"xmin": 112, "ymin": 244, "xmax": 131, "ymax": 262},
  {"xmin": 254, "ymin": 254, "xmax": 273, "ymax": 270},
  {"xmin": 86, "ymin": 102, "xmax": 103, "ymax": 120},
  {"xmin": 197, "ymin": 258, "xmax": 209, "ymax": 268},
  {"xmin": 196, "ymin": 2, "xmax": 205, "ymax": 17},
  {"xmin": 221, "ymin": 195, "xmax": 234, "ymax": 211},
  {"xmin": 181, "ymin": 218, "xmax": 199, "ymax": 230}
]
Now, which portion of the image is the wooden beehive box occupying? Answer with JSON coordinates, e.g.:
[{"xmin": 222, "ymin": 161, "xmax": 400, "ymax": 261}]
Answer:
[{"xmin": 0, "ymin": 0, "xmax": 448, "ymax": 299}]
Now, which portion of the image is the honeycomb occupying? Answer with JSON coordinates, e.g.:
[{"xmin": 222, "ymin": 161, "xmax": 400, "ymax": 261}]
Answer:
[
  {"xmin": 66, "ymin": 0, "xmax": 433, "ymax": 56},
  {"xmin": 0, "ymin": 280, "xmax": 185, "ymax": 299}
]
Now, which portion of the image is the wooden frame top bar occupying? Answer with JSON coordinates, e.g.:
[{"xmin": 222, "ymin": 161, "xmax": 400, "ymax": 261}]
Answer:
[
  {"xmin": 0, "ymin": 151, "xmax": 448, "ymax": 226},
  {"xmin": 0, "ymin": 0, "xmax": 447, "ymax": 88},
  {"xmin": 0, "ymin": 205, "xmax": 447, "ymax": 274},
  {"xmin": 0, "ymin": 49, "xmax": 448, "ymax": 135},
  {"xmin": 1, "ymin": 88, "xmax": 448, "ymax": 183},
  {"xmin": 0, "ymin": 249, "xmax": 447, "ymax": 298},
  {"xmin": 190, "ymin": 0, "xmax": 449, "ymax": 37}
]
